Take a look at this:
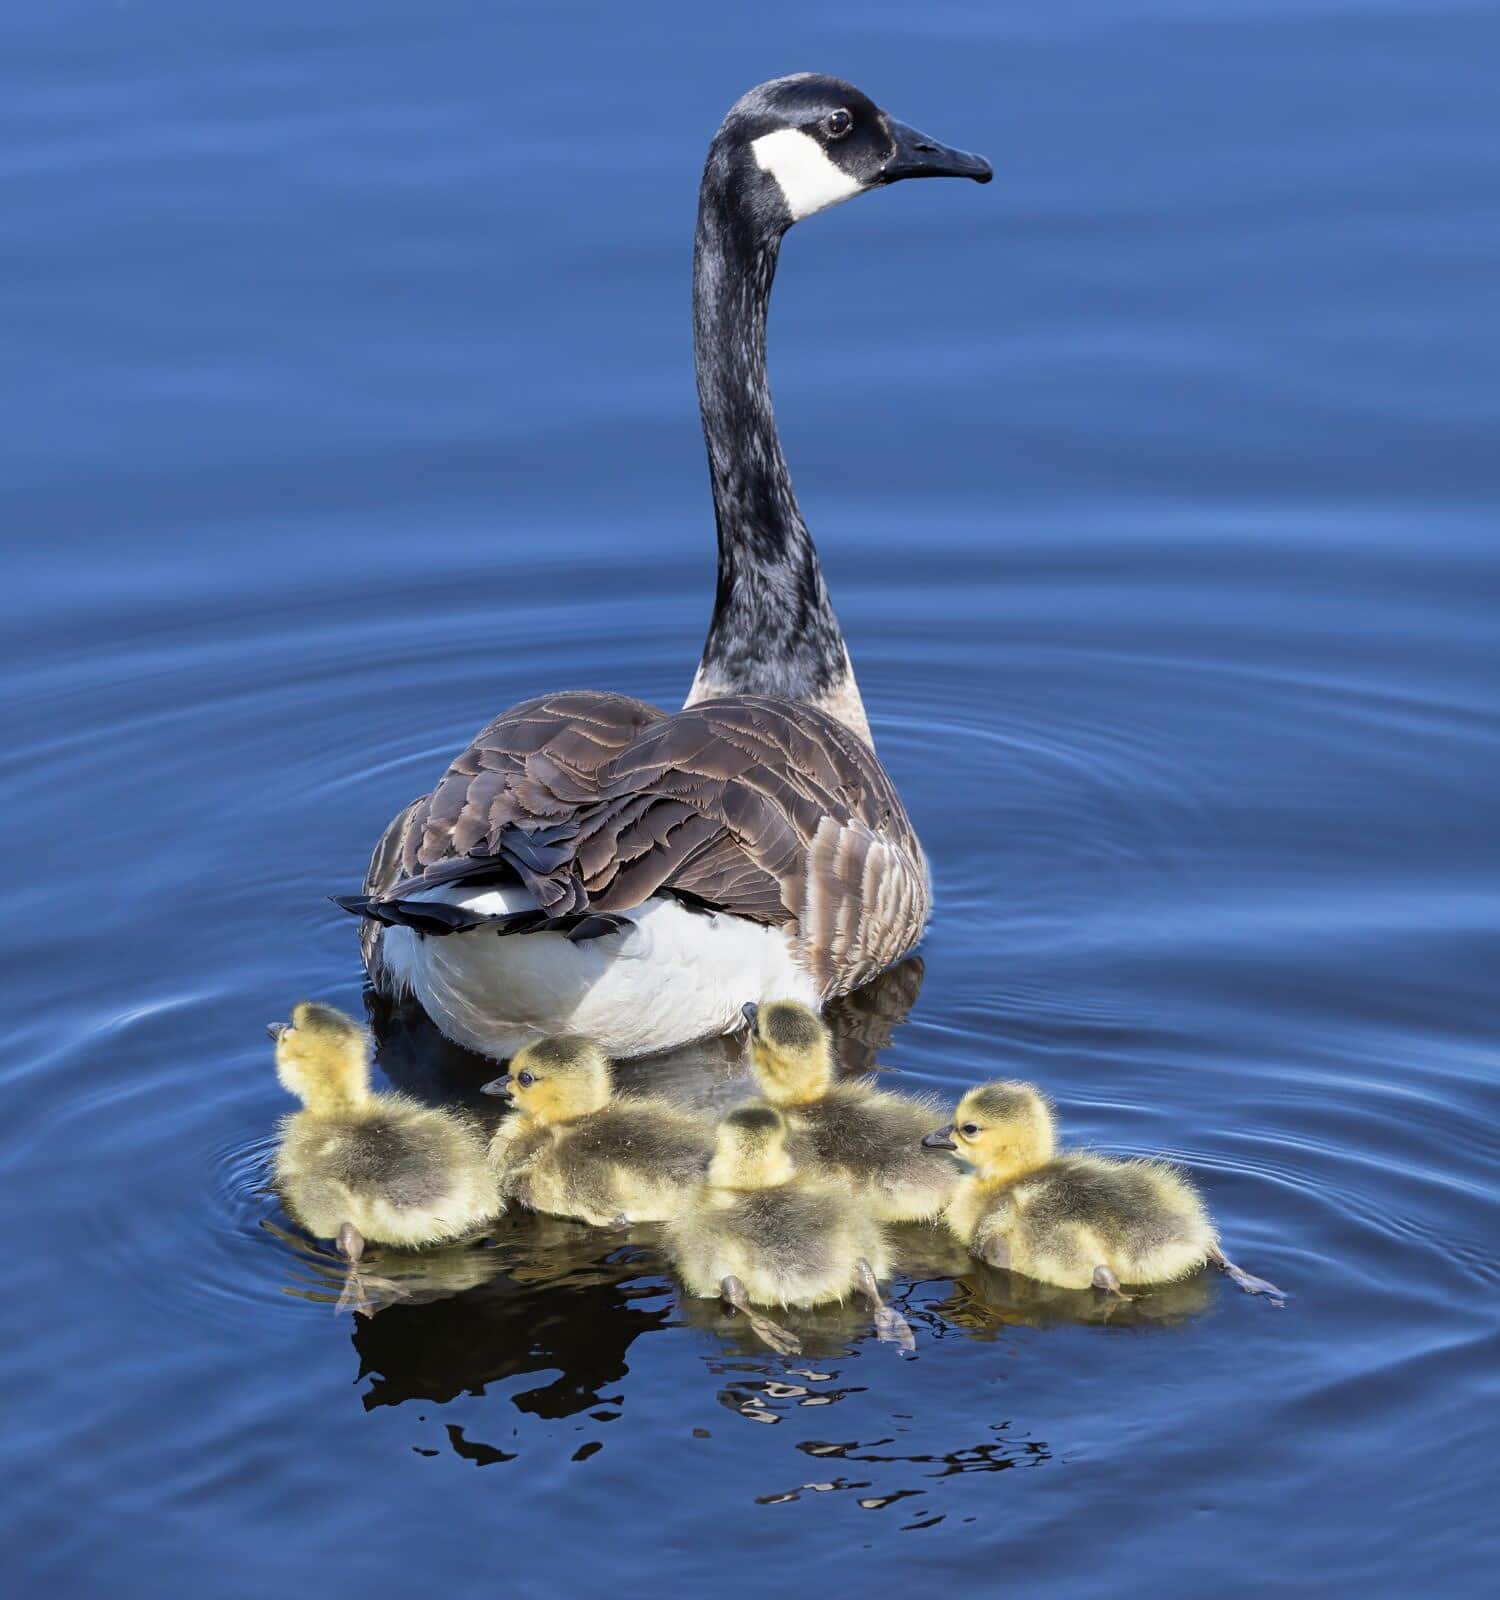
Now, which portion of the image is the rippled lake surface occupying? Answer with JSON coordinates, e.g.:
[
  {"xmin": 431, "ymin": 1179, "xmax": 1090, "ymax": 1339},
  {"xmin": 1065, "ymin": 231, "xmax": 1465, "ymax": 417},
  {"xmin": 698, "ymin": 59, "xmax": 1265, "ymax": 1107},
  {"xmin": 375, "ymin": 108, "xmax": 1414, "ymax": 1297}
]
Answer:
[{"xmin": 6, "ymin": 2, "xmax": 1498, "ymax": 1594}]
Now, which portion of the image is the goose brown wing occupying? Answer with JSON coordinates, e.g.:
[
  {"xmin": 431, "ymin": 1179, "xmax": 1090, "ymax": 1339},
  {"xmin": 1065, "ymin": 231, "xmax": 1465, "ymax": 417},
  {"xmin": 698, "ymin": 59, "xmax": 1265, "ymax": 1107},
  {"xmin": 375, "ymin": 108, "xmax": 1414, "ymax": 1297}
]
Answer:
[
  {"xmin": 577, "ymin": 696, "xmax": 929, "ymax": 990},
  {"xmin": 350, "ymin": 691, "xmax": 928, "ymax": 997}
]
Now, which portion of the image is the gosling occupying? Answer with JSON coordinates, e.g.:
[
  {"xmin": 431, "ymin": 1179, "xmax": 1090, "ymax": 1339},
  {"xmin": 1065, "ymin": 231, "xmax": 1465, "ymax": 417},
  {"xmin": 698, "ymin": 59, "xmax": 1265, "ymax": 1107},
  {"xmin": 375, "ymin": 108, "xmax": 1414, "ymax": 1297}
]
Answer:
[
  {"xmin": 482, "ymin": 1036, "xmax": 714, "ymax": 1227},
  {"xmin": 270, "ymin": 1002, "xmax": 501, "ymax": 1311},
  {"xmin": 926, "ymin": 1082, "xmax": 1283, "ymax": 1303},
  {"xmin": 742, "ymin": 1000, "xmax": 958, "ymax": 1222},
  {"xmin": 663, "ymin": 1102, "xmax": 914, "ymax": 1356}
]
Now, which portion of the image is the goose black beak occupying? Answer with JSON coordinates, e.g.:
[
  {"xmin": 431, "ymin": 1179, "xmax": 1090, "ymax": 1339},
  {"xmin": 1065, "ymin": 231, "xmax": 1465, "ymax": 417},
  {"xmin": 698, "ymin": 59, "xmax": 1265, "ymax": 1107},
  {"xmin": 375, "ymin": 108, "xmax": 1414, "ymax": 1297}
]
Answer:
[
  {"xmin": 922, "ymin": 1124, "xmax": 958, "ymax": 1150},
  {"xmin": 266, "ymin": 1022, "xmax": 287, "ymax": 1043},
  {"xmin": 880, "ymin": 119, "xmax": 992, "ymax": 186},
  {"xmin": 741, "ymin": 1001, "xmax": 760, "ymax": 1029},
  {"xmin": 481, "ymin": 1073, "xmax": 514, "ymax": 1098}
]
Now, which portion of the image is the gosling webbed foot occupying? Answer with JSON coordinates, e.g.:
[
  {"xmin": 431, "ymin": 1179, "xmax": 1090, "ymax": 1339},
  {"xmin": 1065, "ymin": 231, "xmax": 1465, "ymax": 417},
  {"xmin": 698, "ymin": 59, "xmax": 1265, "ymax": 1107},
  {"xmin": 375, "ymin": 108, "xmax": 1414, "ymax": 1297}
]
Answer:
[
  {"xmin": 854, "ymin": 1256, "xmax": 916, "ymax": 1352},
  {"xmin": 873, "ymin": 1304, "xmax": 917, "ymax": 1352},
  {"xmin": 719, "ymin": 1275, "xmax": 801, "ymax": 1357},
  {"xmin": 335, "ymin": 1269, "xmax": 372, "ymax": 1317},
  {"xmin": 331, "ymin": 1224, "xmax": 408, "ymax": 1317},
  {"xmin": 1092, "ymin": 1264, "xmax": 1135, "ymax": 1301},
  {"xmin": 1209, "ymin": 1246, "xmax": 1286, "ymax": 1306}
]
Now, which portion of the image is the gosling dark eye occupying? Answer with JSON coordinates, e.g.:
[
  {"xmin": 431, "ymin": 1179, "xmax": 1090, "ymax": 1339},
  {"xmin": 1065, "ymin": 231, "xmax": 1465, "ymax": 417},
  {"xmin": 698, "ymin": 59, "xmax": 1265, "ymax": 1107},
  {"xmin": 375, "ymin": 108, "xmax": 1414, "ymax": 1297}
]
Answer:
[
  {"xmin": 960, "ymin": 1123, "xmax": 980, "ymax": 1137},
  {"xmin": 825, "ymin": 108, "xmax": 853, "ymax": 140},
  {"xmin": 517, "ymin": 1070, "xmax": 534, "ymax": 1088}
]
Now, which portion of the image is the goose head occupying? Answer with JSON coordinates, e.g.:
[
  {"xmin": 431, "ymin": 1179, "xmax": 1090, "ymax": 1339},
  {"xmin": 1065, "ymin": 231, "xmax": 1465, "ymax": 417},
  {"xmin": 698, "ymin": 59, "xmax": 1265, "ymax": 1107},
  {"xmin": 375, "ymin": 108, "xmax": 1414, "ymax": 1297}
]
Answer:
[
  {"xmin": 707, "ymin": 73, "xmax": 992, "ymax": 238},
  {"xmin": 482, "ymin": 1035, "xmax": 612, "ymax": 1123},
  {"xmin": 924, "ymin": 1081, "xmax": 1056, "ymax": 1182},
  {"xmin": 268, "ymin": 1001, "xmax": 371, "ymax": 1116}
]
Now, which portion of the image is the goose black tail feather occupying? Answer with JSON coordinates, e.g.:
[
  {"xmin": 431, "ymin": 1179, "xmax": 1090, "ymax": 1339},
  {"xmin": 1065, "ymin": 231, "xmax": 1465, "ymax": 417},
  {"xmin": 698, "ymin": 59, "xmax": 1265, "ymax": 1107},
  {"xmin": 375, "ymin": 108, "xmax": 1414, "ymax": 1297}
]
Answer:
[{"xmin": 330, "ymin": 894, "xmax": 628, "ymax": 943}]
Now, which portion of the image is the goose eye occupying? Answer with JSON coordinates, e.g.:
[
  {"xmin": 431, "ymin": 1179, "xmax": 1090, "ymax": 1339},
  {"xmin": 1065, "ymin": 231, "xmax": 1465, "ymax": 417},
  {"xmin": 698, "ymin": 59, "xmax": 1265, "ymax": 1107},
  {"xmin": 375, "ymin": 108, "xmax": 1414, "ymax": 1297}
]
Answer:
[
  {"xmin": 517, "ymin": 1070, "xmax": 535, "ymax": 1088},
  {"xmin": 960, "ymin": 1123, "xmax": 980, "ymax": 1137},
  {"xmin": 825, "ymin": 108, "xmax": 853, "ymax": 140}
]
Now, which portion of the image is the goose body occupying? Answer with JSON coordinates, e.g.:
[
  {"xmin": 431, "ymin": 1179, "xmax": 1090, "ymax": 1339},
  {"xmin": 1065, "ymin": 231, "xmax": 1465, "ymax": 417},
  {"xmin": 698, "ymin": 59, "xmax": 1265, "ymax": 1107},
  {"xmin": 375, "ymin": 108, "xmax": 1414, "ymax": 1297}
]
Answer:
[{"xmin": 338, "ymin": 77, "xmax": 991, "ymax": 1059}]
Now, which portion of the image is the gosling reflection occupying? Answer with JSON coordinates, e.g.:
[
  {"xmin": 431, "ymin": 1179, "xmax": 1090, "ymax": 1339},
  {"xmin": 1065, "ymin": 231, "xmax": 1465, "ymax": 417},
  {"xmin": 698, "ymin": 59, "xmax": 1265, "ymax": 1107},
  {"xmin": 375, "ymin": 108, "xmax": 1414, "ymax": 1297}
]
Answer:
[
  {"xmin": 267, "ymin": 1218, "xmax": 508, "ymax": 1314},
  {"xmin": 932, "ymin": 1260, "xmax": 1213, "ymax": 1334}
]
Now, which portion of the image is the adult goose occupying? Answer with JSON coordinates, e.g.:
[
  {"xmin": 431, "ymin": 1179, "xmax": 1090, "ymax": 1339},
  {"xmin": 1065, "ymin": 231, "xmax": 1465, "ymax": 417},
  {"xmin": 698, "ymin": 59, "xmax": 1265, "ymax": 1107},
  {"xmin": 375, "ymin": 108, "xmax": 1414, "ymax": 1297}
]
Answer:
[{"xmin": 336, "ymin": 74, "xmax": 991, "ymax": 1060}]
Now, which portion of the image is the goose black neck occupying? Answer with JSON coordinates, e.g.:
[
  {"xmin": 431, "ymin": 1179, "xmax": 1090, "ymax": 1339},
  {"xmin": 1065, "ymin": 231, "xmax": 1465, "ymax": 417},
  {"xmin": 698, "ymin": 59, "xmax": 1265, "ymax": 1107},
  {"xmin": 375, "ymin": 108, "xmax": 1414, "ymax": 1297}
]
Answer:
[{"xmin": 690, "ymin": 169, "xmax": 849, "ymax": 705}]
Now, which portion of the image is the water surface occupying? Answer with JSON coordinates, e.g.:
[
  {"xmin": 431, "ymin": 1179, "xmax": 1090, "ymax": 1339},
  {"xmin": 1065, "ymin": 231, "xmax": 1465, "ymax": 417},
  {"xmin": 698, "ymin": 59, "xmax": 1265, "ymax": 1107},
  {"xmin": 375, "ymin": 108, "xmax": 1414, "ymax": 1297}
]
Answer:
[{"xmin": 5, "ymin": 3, "xmax": 1498, "ymax": 1595}]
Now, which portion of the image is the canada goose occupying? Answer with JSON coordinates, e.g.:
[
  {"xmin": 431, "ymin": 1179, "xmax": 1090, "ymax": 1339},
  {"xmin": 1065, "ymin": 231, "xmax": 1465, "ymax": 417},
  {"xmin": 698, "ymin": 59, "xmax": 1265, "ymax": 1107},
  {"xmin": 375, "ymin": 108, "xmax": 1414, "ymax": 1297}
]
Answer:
[
  {"xmin": 481, "ymin": 1035, "xmax": 715, "ymax": 1225},
  {"xmin": 334, "ymin": 74, "xmax": 992, "ymax": 1059},
  {"xmin": 269, "ymin": 1001, "xmax": 501, "ymax": 1311},
  {"xmin": 743, "ymin": 998, "xmax": 958, "ymax": 1220},
  {"xmin": 926, "ymin": 1083, "xmax": 1284, "ymax": 1302},
  {"xmin": 663, "ymin": 1101, "xmax": 914, "ymax": 1355}
]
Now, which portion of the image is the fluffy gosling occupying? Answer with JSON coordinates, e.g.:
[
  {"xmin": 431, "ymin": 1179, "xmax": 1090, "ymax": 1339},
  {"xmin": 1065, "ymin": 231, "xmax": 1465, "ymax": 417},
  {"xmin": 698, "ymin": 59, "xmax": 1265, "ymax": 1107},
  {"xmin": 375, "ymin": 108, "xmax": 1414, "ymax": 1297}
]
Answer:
[
  {"xmin": 482, "ymin": 1036, "xmax": 714, "ymax": 1226},
  {"xmin": 270, "ymin": 1001, "xmax": 500, "ymax": 1312},
  {"xmin": 744, "ymin": 999, "xmax": 958, "ymax": 1221},
  {"xmin": 664, "ymin": 1102, "xmax": 914, "ymax": 1356},
  {"xmin": 927, "ymin": 1082, "xmax": 1283, "ymax": 1303}
]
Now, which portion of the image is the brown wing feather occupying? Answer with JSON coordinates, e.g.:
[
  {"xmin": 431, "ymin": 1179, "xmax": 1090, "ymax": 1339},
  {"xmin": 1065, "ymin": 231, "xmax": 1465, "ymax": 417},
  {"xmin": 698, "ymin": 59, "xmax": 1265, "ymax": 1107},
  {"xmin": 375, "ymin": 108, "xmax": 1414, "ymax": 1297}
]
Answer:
[{"xmin": 356, "ymin": 691, "xmax": 928, "ymax": 997}]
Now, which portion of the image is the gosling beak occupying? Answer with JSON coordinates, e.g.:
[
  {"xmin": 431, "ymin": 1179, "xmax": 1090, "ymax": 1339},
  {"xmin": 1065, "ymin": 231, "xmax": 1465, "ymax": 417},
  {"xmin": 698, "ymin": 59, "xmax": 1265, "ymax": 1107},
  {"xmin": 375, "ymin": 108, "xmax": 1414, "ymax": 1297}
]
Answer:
[
  {"xmin": 740, "ymin": 1001, "xmax": 759, "ymax": 1029},
  {"xmin": 481, "ymin": 1073, "xmax": 514, "ymax": 1098},
  {"xmin": 922, "ymin": 1124, "xmax": 958, "ymax": 1150},
  {"xmin": 266, "ymin": 1022, "xmax": 287, "ymax": 1043},
  {"xmin": 880, "ymin": 118, "xmax": 992, "ymax": 186}
]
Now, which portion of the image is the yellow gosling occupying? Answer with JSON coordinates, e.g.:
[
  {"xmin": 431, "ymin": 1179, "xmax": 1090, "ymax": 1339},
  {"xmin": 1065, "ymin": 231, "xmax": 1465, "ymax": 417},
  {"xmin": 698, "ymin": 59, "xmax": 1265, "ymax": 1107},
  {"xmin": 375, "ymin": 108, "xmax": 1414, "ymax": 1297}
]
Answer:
[
  {"xmin": 664, "ymin": 1102, "xmax": 913, "ymax": 1355},
  {"xmin": 743, "ymin": 999, "xmax": 958, "ymax": 1222},
  {"xmin": 927, "ymin": 1082, "xmax": 1283, "ymax": 1302},
  {"xmin": 270, "ymin": 1001, "xmax": 500, "ymax": 1313},
  {"xmin": 482, "ymin": 1036, "xmax": 714, "ymax": 1227}
]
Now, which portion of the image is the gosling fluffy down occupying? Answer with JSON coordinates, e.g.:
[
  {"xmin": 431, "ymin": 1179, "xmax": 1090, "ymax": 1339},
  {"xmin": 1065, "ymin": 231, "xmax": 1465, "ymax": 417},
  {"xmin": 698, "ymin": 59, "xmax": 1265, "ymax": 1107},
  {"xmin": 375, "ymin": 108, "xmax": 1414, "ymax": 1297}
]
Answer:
[
  {"xmin": 271, "ymin": 1001, "xmax": 500, "ymax": 1247},
  {"xmin": 664, "ymin": 1102, "xmax": 894, "ymax": 1310},
  {"xmin": 745, "ymin": 999, "xmax": 958, "ymax": 1222},
  {"xmin": 483, "ymin": 1036, "xmax": 714, "ymax": 1226},
  {"xmin": 933, "ymin": 1081, "xmax": 1219, "ymax": 1291}
]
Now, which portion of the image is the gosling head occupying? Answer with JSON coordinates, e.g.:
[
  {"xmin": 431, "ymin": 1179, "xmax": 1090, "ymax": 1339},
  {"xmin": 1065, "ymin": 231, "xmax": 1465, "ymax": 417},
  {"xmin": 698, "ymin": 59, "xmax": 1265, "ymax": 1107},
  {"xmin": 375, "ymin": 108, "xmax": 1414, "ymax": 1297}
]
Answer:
[
  {"xmin": 923, "ymin": 1081, "xmax": 1056, "ymax": 1183},
  {"xmin": 267, "ymin": 1001, "xmax": 370, "ymax": 1115},
  {"xmin": 708, "ymin": 1102, "xmax": 797, "ymax": 1191},
  {"xmin": 742, "ymin": 999, "xmax": 833, "ymax": 1105},
  {"xmin": 706, "ymin": 73, "xmax": 991, "ymax": 242},
  {"xmin": 481, "ymin": 1036, "xmax": 611, "ymax": 1124}
]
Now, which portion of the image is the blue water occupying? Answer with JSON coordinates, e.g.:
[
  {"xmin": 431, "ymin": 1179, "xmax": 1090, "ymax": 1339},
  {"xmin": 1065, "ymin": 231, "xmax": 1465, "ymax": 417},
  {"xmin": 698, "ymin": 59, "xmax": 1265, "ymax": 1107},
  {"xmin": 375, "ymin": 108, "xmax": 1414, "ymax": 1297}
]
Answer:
[{"xmin": 5, "ymin": 2, "xmax": 1498, "ymax": 1594}]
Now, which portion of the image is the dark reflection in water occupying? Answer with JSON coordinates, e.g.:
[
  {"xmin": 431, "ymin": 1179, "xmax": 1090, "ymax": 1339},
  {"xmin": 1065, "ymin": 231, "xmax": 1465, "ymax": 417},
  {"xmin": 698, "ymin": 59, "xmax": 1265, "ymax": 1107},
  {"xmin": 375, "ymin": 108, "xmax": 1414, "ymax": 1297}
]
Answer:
[{"xmin": 352, "ymin": 1227, "xmax": 663, "ymax": 1421}]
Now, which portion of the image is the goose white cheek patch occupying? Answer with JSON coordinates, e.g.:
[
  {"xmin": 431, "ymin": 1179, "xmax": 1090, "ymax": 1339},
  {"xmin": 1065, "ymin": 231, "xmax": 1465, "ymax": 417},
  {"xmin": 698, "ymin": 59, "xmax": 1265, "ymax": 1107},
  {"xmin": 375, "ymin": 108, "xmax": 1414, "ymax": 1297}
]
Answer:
[{"xmin": 751, "ymin": 128, "xmax": 864, "ymax": 221}]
